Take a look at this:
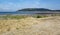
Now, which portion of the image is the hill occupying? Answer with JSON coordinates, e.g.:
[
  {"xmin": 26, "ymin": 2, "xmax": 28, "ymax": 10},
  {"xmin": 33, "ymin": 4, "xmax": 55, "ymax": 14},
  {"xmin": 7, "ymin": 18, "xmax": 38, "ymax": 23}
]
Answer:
[
  {"xmin": 17, "ymin": 8, "xmax": 51, "ymax": 11},
  {"xmin": 17, "ymin": 8, "xmax": 60, "ymax": 12}
]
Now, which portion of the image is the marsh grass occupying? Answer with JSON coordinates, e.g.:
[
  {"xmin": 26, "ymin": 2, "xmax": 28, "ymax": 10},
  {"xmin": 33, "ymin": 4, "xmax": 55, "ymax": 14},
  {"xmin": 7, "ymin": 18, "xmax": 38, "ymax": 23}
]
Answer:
[
  {"xmin": 32, "ymin": 15, "xmax": 48, "ymax": 18},
  {"xmin": 0, "ymin": 15, "xmax": 27, "ymax": 19},
  {"xmin": 0, "ymin": 15, "xmax": 48, "ymax": 19}
]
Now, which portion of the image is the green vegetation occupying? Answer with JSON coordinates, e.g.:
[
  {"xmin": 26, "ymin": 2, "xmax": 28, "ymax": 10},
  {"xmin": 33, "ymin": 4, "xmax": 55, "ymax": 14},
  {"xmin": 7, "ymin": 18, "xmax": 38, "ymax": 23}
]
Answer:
[
  {"xmin": 0, "ymin": 14, "xmax": 60, "ymax": 19},
  {"xmin": 31, "ymin": 14, "xmax": 48, "ymax": 18},
  {"xmin": 0, "ymin": 15, "xmax": 27, "ymax": 19},
  {"xmin": 36, "ymin": 15, "xmax": 47, "ymax": 18},
  {"xmin": 34, "ymin": 15, "xmax": 47, "ymax": 18},
  {"xmin": 18, "ymin": 8, "xmax": 51, "ymax": 11},
  {"xmin": 0, "ymin": 15, "xmax": 48, "ymax": 19}
]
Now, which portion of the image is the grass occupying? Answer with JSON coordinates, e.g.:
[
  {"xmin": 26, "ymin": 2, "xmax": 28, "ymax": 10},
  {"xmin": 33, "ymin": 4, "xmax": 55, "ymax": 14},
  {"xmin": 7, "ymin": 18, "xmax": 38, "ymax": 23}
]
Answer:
[
  {"xmin": 32, "ymin": 15, "xmax": 48, "ymax": 18},
  {"xmin": 0, "ymin": 15, "xmax": 27, "ymax": 19},
  {"xmin": 0, "ymin": 15, "xmax": 48, "ymax": 19},
  {"xmin": 0, "ymin": 16, "xmax": 60, "ymax": 35},
  {"xmin": 0, "ymin": 15, "xmax": 60, "ymax": 35},
  {"xmin": 0, "ymin": 14, "xmax": 60, "ymax": 19}
]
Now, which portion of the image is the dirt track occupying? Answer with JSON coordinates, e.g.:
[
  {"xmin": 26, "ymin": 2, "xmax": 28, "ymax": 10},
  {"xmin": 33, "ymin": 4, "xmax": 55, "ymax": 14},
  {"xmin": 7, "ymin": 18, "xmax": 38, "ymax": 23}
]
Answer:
[{"xmin": 0, "ymin": 16, "xmax": 60, "ymax": 35}]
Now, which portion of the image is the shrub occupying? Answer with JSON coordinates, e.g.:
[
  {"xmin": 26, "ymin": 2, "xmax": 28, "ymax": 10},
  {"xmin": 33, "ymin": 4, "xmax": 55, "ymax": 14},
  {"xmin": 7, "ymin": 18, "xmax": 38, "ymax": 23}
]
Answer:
[{"xmin": 36, "ymin": 15, "xmax": 43, "ymax": 18}]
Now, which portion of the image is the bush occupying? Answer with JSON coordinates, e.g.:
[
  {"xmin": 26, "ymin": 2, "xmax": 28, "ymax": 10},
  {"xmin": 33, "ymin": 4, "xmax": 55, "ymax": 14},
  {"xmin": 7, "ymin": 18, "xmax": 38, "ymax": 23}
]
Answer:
[{"xmin": 36, "ymin": 16, "xmax": 43, "ymax": 18}]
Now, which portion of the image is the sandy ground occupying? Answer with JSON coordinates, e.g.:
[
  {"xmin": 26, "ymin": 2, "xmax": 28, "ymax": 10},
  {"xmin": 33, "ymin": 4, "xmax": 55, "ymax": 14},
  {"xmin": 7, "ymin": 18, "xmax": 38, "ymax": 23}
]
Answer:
[{"xmin": 0, "ymin": 16, "xmax": 60, "ymax": 35}]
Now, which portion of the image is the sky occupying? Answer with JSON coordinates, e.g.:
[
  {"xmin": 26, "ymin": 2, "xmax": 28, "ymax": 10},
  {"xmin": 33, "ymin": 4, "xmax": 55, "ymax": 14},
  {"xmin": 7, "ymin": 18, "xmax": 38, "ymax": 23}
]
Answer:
[{"xmin": 0, "ymin": 0, "xmax": 60, "ymax": 11}]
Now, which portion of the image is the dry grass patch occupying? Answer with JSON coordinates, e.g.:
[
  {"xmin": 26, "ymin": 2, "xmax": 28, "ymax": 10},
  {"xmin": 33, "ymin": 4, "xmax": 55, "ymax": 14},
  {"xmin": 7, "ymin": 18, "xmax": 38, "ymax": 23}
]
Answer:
[{"xmin": 0, "ymin": 16, "xmax": 60, "ymax": 35}]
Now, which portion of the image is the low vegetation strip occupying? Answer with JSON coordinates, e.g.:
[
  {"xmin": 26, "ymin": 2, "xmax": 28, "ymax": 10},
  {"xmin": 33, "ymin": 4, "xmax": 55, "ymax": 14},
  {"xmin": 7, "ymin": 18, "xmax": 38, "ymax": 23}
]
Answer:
[{"xmin": 0, "ymin": 15, "xmax": 48, "ymax": 19}]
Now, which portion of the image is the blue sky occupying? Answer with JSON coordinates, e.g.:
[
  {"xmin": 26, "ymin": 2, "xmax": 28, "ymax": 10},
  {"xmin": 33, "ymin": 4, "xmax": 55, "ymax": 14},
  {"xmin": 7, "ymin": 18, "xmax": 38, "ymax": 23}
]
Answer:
[{"xmin": 0, "ymin": 0, "xmax": 60, "ymax": 11}]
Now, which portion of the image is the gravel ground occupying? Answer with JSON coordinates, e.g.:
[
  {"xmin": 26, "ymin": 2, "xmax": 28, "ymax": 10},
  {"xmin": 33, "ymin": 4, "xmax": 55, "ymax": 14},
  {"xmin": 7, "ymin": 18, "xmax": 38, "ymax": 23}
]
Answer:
[{"xmin": 0, "ymin": 16, "xmax": 60, "ymax": 35}]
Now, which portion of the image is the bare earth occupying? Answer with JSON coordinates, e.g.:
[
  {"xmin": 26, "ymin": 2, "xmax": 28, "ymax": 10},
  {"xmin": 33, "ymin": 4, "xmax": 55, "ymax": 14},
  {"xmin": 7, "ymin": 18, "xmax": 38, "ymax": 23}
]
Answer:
[{"xmin": 0, "ymin": 16, "xmax": 60, "ymax": 35}]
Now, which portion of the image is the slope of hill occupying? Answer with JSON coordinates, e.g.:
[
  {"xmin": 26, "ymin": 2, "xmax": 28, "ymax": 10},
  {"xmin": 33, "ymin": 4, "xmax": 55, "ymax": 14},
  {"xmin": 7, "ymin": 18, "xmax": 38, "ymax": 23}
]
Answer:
[
  {"xmin": 17, "ymin": 8, "xmax": 51, "ymax": 11},
  {"xmin": 17, "ymin": 8, "xmax": 60, "ymax": 12}
]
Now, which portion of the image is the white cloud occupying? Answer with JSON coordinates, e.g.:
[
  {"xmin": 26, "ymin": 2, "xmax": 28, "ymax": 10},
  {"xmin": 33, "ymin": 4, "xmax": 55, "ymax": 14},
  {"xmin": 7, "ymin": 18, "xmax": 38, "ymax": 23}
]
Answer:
[
  {"xmin": 0, "ymin": 0, "xmax": 60, "ymax": 11},
  {"xmin": 0, "ymin": 0, "xmax": 41, "ymax": 11}
]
